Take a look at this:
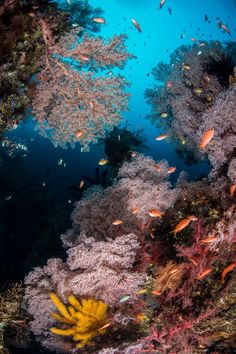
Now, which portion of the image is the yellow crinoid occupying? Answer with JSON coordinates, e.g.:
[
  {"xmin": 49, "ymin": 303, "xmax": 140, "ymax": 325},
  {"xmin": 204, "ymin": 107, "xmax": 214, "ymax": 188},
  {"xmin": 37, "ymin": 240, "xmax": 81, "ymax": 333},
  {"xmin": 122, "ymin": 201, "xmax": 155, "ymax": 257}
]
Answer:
[{"xmin": 49, "ymin": 293, "xmax": 109, "ymax": 349}]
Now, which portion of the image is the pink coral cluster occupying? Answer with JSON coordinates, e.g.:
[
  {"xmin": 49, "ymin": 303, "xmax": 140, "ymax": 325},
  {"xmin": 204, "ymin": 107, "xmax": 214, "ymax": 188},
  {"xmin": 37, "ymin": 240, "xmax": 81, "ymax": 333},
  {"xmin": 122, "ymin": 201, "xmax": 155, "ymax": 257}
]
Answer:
[
  {"xmin": 24, "ymin": 233, "xmax": 146, "ymax": 352},
  {"xmin": 145, "ymin": 42, "xmax": 236, "ymax": 186},
  {"xmin": 23, "ymin": 154, "xmax": 178, "ymax": 352},
  {"xmin": 32, "ymin": 27, "xmax": 132, "ymax": 150},
  {"xmin": 62, "ymin": 154, "xmax": 178, "ymax": 245}
]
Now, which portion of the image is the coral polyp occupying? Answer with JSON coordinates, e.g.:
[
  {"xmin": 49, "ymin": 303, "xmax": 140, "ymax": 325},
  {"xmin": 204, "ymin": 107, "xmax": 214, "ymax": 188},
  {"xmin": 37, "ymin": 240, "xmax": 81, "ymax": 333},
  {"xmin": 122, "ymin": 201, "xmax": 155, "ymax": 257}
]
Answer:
[{"xmin": 49, "ymin": 293, "xmax": 109, "ymax": 349}]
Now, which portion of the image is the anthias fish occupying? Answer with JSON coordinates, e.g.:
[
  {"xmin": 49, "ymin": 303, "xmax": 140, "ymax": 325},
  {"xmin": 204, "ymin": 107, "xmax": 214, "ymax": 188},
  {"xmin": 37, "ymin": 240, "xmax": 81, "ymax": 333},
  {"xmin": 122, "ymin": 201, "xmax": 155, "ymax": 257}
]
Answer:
[
  {"xmin": 155, "ymin": 134, "xmax": 169, "ymax": 141},
  {"xmin": 132, "ymin": 19, "xmax": 142, "ymax": 32},
  {"xmin": 93, "ymin": 17, "xmax": 106, "ymax": 24},
  {"xmin": 199, "ymin": 129, "xmax": 214, "ymax": 149}
]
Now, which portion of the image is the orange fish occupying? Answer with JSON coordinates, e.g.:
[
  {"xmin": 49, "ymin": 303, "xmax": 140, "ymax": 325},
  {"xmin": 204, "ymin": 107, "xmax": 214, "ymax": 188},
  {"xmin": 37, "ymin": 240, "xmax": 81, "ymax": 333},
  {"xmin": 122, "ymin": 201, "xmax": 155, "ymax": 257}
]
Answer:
[
  {"xmin": 155, "ymin": 134, "xmax": 169, "ymax": 141},
  {"xmin": 131, "ymin": 151, "xmax": 138, "ymax": 158},
  {"xmin": 112, "ymin": 219, "xmax": 123, "ymax": 225},
  {"xmin": 79, "ymin": 180, "xmax": 84, "ymax": 189},
  {"xmin": 171, "ymin": 218, "xmax": 191, "ymax": 236},
  {"xmin": 221, "ymin": 262, "xmax": 236, "ymax": 284},
  {"xmin": 230, "ymin": 184, "xmax": 236, "ymax": 196},
  {"xmin": 167, "ymin": 167, "xmax": 176, "ymax": 173},
  {"xmin": 75, "ymin": 129, "xmax": 84, "ymax": 139},
  {"xmin": 131, "ymin": 206, "xmax": 140, "ymax": 214},
  {"xmin": 196, "ymin": 268, "xmax": 212, "ymax": 279},
  {"xmin": 191, "ymin": 37, "xmax": 198, "ymax": 42},
  {"xmin": 132, "ymin": 19, "xmax": 142, "ymax": 32},
  {"xmin": 199, "ymin": 129, "xmax": 214, "ymax": 149},
  {"xmin": 148, "ymin": 209, "xmax": 163, "ymax": 218},
  {"xmin": 166, "ymin": 81, "xmax": 172, "ymax": 88},
  {"xmin": 99, "ymin": 322, "xmax": 111, "ymax": 331},
  {"xmin": 200, "ymin": 236, "xmax": 218, "ymax": 244},
  {"xmin": 93, "ymin": 17, "xmax": 105, "ymax": 24},
  {"xmin": 152, "ymin": 290, "xmax": 162, "ymax": 296},
  {"xmin": 79, "ymin": 54, "xmax": 90, "ymax": 61}
]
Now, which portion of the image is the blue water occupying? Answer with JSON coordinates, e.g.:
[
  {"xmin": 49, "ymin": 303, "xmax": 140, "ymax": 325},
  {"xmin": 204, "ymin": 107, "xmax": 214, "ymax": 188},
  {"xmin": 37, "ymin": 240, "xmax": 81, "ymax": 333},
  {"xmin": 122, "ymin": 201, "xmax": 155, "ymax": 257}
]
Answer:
[{"xmin": 2, "ymin": 0, "xmax": 236, "ymax": 204}]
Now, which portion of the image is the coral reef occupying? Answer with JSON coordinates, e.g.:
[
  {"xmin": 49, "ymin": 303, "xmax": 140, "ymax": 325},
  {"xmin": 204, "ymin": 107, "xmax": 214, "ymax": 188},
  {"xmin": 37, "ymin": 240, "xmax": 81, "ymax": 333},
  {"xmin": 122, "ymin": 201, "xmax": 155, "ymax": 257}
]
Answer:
[
  {"xmin": 62, "ymin": 154, "xmax": 177, "ymax": 244},
  {"xmin": 0, "ymin": 0, "xmax": 104, "ymax": 136},
  {"xmin": 145, "ymin": 41, "xmax": 236, "ymax": 177},
  {"xmin": 24, "ymin": 233, "xmax": 146, "ymax": 352},
  {"xmin": 23, "ymin": 151, "xmax": 236, "ymax": 353}
]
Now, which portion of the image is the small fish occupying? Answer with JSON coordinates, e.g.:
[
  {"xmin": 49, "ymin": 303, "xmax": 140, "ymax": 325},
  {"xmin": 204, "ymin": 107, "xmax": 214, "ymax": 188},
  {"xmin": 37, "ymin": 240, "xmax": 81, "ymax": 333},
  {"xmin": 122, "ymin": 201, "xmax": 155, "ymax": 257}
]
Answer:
[
  {"xmin": 168, "ymin": 7, "xmax": 172, "ymax": 15},
  {"xmin": 131, "ymin": 206, "xmax": 140, "ymax": 214},
  {"xmin": 99, "ymin": 322, "xmax": 111, "ymax": 331},
  {"xmin": 119, "ymin": 295, "xmax": 130, "ymax": 303},
  {"xmin": 79, "ymin": 180, "xmax": 84, "ymax": 189},
  {"xmin": 197, "ymin": 268, "xmax": 212, "ymax": 280},
  {"xmin": 183, "ymin": 64, "xmax": 191, "ymax": 70},
  {"xmin": 75, "ymin": 129, "xmax": 84, "ymax": 139},
  {"xmin": 194, "ymin": 88, "xmax": 203, "ymax": 95},
  {"xmin": 166, "ymin": 81, "xmax": 173, "ymax": 88},
  {"xmin": 203, "ymin": 73, "xmax": 211, "ymax": 82},
  {"xmin": 112, "ymin": 219, "xmax": 123, "ymax": 225},
  {"xmin": 160, "ymin": 0, "xmax": 165, "ymax": 9},
  {"xmin": 152, "ymin": 290, "xmax": 162, "ymax": 296},
  {"xmin": 191, "ymin": 37, "xmax": 198, "ymax": 42},
  {"xmin": 89, "ymin": 100, "xmax": 96, "ymax": 117},
  {"xmin": 221, "ymin": 24, "xmax": 231, "ymax": 34},
  {"xmin": 5, "ymin": 195, "xmax": 12, "ymax": 201},
  {"xmin": 167, "ymin": 167, "xmax": 176, "ymax": 174},
  {"xmin": 230, "ymin": 184, "xmax": 236, "ymax": 196},
  {"xmin": 57, "ymin": 158, "xmax": 63, "ymax": 166},
  {"xmin": 204, "ymin": 14, "xmax": 209, "ymax": 22},
  {"xmin": 79, "ymin": 55, "xmax": 90, "ymax": 61},
  {"xmin": 93, "ymin": 17, "xmax": 105, "ymax": 24},
  {"xmin": 131, "ymin": 151, "xmax": 138, "ymax": 158},
  {"xmin": 200, "ymin": 236, "xmax": 218, "ymax": 244},
  {"xmin": 198, "ymin": 42, "xmax": 206, "ymax": 47},
  {"xmin": 42, "ymin": 182, "xmax": 46, "ymax": 187},
  {"xmin": 160, "ymin": 112, "xmax": 168, "ymax": 118},
  {"xmin": 132, "ymin": 19, "xmax": 142, "ymax": 32},
  {"xmin": 137, "ymin": 289, "xmax": 147, "ymax": 295},
  {"xmin": 98, "ymin": 158, "xmax": 108, "ymax": 166},
  {"xmin": 155, "ymin": 134, "xmax": 169, "ymax": 141},
  {"xmin": 199, "ymin": 129, "xmax": 214, "ymax": 149},
  {"xmin": 221, "ymin": 262, "xmax": 236, "ymax": 284},
  {"xmin": 68, "ymin": 199, "xmax": 72, "ymax": 203},
  {"xmin": 148, "ymin": 209, "xmax": 163, "ymax": 218},
  {"xmin": 171, "ymin": 218, "xmax": 191, "ymax": 236}
]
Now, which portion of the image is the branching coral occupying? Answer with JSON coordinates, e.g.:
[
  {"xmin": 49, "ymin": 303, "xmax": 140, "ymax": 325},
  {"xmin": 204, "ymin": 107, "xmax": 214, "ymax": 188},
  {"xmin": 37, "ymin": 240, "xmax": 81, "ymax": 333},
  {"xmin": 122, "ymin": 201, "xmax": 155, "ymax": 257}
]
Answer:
[
  {"xmin": 62, "ymin": 154, "xmax": 178, "ymax": 245},
  {"xmin": 32, "ymin": 27, "xmax": 132, "ymax": 150},
  {"xmin": 0, "ymin": 282, "xmax": 29, "ymax": 353},
  {"xmin": 145, "ymin": 41, "xmax": 236, "ymax": 175},
  {"xmin": 24, "ymin": 233, "xmax": 146, "ymax": 352},
  {"xmin": 49, "ymin": 293, "xmax": 109, "ymax": 349}
]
